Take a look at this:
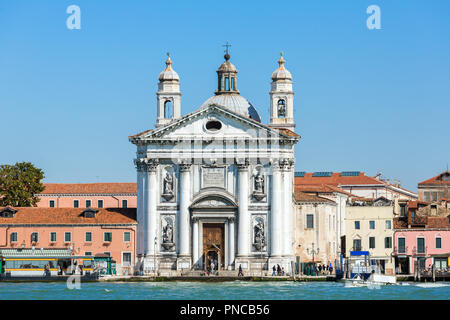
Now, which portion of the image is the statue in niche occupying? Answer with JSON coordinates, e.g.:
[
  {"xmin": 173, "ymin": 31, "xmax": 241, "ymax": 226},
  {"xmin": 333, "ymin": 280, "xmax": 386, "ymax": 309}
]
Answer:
[
  {"xmin": 162, "ymin": 222, "xmax": 173, "ymax": 243},
  {"xmin": 161, "ymin": 219, "xmax": 175, "ymax": 251},
  {"xmin": 252, "ymin": 170, "xmax": 266, "ymax": 201},
  {"xmin": 253, "ymin": 220, "xmax": 265, "ymax": 250},
  {"xmin": 162, "ymin": 171, "xmax": 174, "ymax": 201}
]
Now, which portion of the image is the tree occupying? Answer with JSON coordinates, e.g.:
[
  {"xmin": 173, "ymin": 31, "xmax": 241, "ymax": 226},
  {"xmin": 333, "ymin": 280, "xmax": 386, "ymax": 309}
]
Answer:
[{"xmin": 0, "ymin": 162, "xmax": 45, "ymax": 207}]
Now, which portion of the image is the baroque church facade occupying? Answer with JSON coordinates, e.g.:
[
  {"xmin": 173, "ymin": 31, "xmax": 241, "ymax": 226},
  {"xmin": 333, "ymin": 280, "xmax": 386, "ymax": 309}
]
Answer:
[{"xmin": 129, "ymin": 50, "xmax": 299, "ymax": 274}]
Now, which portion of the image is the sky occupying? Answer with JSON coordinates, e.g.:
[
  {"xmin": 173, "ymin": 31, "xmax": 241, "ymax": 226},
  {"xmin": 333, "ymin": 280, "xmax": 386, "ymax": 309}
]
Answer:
[{"xmin": 0, "ymin": 0, "xmax": 449, "ymax": 192}]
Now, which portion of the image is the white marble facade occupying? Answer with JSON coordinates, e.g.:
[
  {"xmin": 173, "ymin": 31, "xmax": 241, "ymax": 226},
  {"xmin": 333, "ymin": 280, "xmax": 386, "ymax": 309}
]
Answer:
[{"xmin": 130, "ymin": 52, "xmax": 299, "ymax": 274}]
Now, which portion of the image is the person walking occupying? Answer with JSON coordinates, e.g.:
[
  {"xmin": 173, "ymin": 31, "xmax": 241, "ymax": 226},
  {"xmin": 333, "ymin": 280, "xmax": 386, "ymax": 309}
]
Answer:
[
  {"xmin": 272, "ymin": 265, "xmax": 276, "ymax": 276},
  {"xmin": 238, "ymin": 264, "xmax": 244, "ymax": 277},
  {"xmin": 318, "ymin": 264, "xmax": 322, "ymax": 275},
  {"xmin": 281, "ymin": 267, "xmax": 285, "ymax": 276},
  {"xmin": 277, "ymin": 264, "xmax": 281, "ymax": 276},
  {"xmin": 210, "ymin": 261, "xmax": 215, "ymax": 275}
]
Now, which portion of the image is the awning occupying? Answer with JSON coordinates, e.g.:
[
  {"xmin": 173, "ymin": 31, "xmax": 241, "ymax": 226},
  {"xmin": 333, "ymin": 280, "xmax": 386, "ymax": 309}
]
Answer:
[{"xmin": 0, "ymin": 248, "xmax": 73, "ymax": 259}]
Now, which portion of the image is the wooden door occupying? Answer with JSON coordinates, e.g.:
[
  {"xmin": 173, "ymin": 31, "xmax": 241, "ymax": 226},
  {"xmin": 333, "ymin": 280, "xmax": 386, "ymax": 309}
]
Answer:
[{"xmin": 202, "ymin": 223, "xmax": 225, "ymax": 270}]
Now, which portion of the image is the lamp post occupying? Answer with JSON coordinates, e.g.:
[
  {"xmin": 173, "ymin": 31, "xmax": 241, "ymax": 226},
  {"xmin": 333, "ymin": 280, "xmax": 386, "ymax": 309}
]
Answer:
[
  {"xmin": 154, "ymin": 236, "xmax": 157, "ymax": 277},
  {"xmin": 307, "ymin": 243, "xmax": 319, "ymax": 276}
]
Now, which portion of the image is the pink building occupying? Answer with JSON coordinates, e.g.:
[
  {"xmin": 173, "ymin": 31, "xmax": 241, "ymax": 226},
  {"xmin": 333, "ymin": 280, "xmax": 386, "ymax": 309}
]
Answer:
[
  {"xmin": 0, "ymin": 206, "xmax": 137, "ymax": 275},
  {"xmin": 393, "ymin": 215, "xmax": 449, "ymax": 275},
  {"xmin": 36, "ymin": 183, "xmax": 137, "ymax": 209}
]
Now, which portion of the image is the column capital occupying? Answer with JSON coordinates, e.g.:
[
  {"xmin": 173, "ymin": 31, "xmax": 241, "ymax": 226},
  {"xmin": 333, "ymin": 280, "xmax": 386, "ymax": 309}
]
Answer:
[
  {"xmin": 280, "ymin": 158, "xmax": 294, "ymax": 171},
  {"xmin": 145, "ymin": 159, "xmax": 159, "ymax": 172},
  {"xmin": 134, "ymin": 158, "xmax": 147, "ymax": 172},
  {"xmin": 228, "ymin": 216, "xmax": 236, "ymax": 223},
  {"xmin": 192, "ymin": 217, "xmax": 200, "ymax": 223},
  {"xmin": 236, "ymin": 158, "xmax": 249, "ymax": 171},
  {"xmin": 179, "ymin": 162, "xmax": 192, "ymax": 172}
]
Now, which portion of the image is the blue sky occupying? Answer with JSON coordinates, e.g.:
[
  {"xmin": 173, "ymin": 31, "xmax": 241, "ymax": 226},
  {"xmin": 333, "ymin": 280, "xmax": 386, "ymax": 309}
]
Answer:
[{"xmin": 0, "ymin": 0, "xmax": 449, "ymax": 192}]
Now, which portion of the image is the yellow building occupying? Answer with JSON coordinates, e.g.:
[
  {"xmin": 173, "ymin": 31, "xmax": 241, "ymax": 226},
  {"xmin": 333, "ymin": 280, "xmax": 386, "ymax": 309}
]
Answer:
[{"xmin": 345, "ymin": 198, "xmax": 395, "ymax": 275}]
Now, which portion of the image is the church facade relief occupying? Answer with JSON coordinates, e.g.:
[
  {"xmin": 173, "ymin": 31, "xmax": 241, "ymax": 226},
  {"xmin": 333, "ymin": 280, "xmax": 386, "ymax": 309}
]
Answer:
[{"xmin": 130, "ymin": 49, "xmax": 299, "ymax": 275}]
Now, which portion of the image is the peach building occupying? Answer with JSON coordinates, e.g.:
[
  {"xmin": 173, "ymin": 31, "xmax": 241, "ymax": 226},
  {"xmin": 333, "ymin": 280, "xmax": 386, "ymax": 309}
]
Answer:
[
  {"xmin": 0, "ymin": 206, "xmax": 137, "ymax": 275},
  {"xmin": 36, "ymin": 183, "xmax": 137, "ymax": 209}
]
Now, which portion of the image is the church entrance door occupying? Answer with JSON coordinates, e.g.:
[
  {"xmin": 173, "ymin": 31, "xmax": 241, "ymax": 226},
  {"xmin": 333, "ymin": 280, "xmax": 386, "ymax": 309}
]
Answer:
[{"xmin": 202, "ymin": 223, "xmax": 225, "ymax": 271}]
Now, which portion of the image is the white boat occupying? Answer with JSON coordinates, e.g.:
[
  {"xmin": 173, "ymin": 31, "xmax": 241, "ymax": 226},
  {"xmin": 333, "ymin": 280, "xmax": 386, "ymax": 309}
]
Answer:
[{"xmin": 344, "ymin": 272, "xmax": 396, "ymax": 286}]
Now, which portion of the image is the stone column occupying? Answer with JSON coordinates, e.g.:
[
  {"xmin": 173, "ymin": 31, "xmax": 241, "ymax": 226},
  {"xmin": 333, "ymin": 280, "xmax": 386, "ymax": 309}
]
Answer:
[
  {"xmin": 144, "ymin": 160, "xmax": 158, "ymax": 256},
  {"xmin": 192, "ymin": 218, "xmax": 199, "ymax": 268},
  {"xmin": 134, "ymin": 159, "xmax": 146, "ymax": 256},
  {"xmin": 178, "ymin": 163, "xmax": 192, "ymax": 258},
  {"xmin": 237, "ymin": 162, "xmax": 250, "ymax": 257},
  {"xmin": 228, "ymin": 217, "xmax": 235, "ymax": 268},
  {"xmin": 270, "ymin": 161, "xmax": 282, "ymax": 257},
  {"xmin": 282, "ymin": 159, "xmax": 294, "ymax": 257}
]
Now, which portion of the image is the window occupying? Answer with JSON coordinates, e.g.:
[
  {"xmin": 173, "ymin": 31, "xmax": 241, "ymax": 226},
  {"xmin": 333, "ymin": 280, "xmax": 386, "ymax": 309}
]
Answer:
[
  {"xmin": 225, "ymin": 77, "xmax": 230, "ymax": 91},
  {"xmin": 432, "ymin": 192, "xmax": 437, "ymax": 201},
  {"xmin": 97, "ymin": 200, "xmax": 103, "ymax": 208},
  {"xmin": 122, "ymin": 252, "xmax": 132, "ymax": 266},
  {"xmin": 424, "ymin": 192, "xmax": 430, "ymax": 202},
  {"xmin": 124, "ymin": 232, "xmax": 131, "ymax": 242},
  {"xmin": 73, "ymin": 200, "xmax": 79, "ymax": 208},
  {"xmin": 49, "ymin": 200, "xmax": 55, "ymax": 208},
  {"xmin": 385, "ymin": 220, "xmax": 391, "ymax": 229},
  {"xmin": 50, "ymin": 232, "xmax": 57, "ymax": 242},
  {"xmin": 353, "ymin": 239, "xmax": 362, "ymax": 251},
  {"xmin": 85, "ymin": 232, "xmax": 92, "ymax": 242},
  {"xmin": 306, "ymin": 214, "xmax": 314, "ymax": 229},
  {"xmin": 205, "ymin": 120, "xmax": 222, "ymax": 132},
  {"xmin": 400, "ymin": 205, "xmax": 407, "ymax": 217},
  {"xmin": 436, "ymin": 237, "xmax": 442, "ymax": 249},
  {"xmin": 31, "ymin": 232, "xmax": 39, "ymax": 243},
  {"xmin": 103, "ymin": 252, "xmax": 111, "ymax": 257},
  {"xmin": 417, "ymin": 238, "xmax": 425, "ymax": 253},
  {"xmin": 122, "ymin": 200, "xmax": 128, "ymax": 208},
  {"xmin": 10, "ymin": 232, "xmax": 17, "ymax": 242},
  {"xmin": 398, "ymin": 238, "xmax": 406, "ymax": 253},
  {"xmin": 369, "ymin": 237, "xmax": 376, "ymax": 249},
  {"xmin": 385, "ymin": 237, "xmax": 392, "ymax": 249},
  {"xmin": 64, "ymin": 232, "xmax": 71, "ymax": 242},
  {"xmin": 354, "ymin": 221, "xmax": 360, "ymax": 230},
  {"xmin": 104, "ymin": 232, "xmax": 112, "ymax": 242},
  {"xmin": 85, "ymin": 200, "xmax": 91, "ymax": 208},
  {"xmin": 231, "ymin": 77, "xmax": 235, "ymax": 90},
  {"xmin": 85, "ymin": 252, "xmax": 92, "ymax": 256},
  {"xmin": 369, "ymin": 221, "xmax": 375, "ymax": 229},
  {"xmin": 164, "ymin": 100, "xmax": 173, "ymax": 118}
]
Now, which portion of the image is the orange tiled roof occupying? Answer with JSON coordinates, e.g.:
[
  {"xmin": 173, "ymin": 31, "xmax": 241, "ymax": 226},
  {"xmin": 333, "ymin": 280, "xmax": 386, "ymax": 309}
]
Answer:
[
  {"xmin": 294, "ymin": 184, "xmax": 354, "ymax": 196},
  {"xmin": 0, "ymin": 207, "xmax": 137, "ymax": 225},
  {"xmin": 274, "ymin": 128, "xmax": 300, "ymax": 137},
  {"xmin": 39, "ymin": 183, "xmax": 137, "ymax": 195},
  {"xmin": 418, "ymin": 171, "xmax": 450, "ymax": 186},
  {"xmin": 294, "ymin": 172, "xmax": 385, "ymax": 186},
  {"xmin": 294, "ymin": 190, "xmax": 335, "ymax": 204}
]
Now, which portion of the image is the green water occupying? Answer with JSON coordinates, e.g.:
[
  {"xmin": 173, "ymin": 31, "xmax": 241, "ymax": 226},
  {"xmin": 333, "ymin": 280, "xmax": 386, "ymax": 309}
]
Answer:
[{"xmin": 0, "ymin": 281, "xmax": 448, "ymax": 300}]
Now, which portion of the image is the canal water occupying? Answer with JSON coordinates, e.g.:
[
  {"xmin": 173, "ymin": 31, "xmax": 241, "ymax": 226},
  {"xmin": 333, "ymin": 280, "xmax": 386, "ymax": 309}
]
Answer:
[{"xmin": 0, "ymin": 281, "xmax": 448, "ymax": 300}]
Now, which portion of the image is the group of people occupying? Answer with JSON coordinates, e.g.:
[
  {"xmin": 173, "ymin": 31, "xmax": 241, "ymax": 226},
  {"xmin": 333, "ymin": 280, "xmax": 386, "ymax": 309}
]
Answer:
[
  {"xmin": 313, "ymin": 263, "xmax": 333, "ymax": 276},
  {"xmin": 272, "ymin": 264, "xmax": 285, "ymax": 276},
  {"xmin": 206, "ymin": 259, "xmax": 219, "ymax": 276}
]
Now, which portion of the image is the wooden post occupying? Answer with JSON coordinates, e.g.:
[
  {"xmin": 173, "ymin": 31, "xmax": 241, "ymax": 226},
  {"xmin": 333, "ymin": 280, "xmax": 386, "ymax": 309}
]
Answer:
[{"xmin": 432, "ymin": 264, "xmax": 436, "ymax": 282}]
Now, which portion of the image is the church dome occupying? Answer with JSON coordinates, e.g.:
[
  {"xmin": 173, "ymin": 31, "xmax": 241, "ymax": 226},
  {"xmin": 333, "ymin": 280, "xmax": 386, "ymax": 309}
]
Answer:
[
  {"xmin": 200, "ymin": 94, "xmax": 261, "ymax": 122},
  {"xmin": 271, "ymin": 54, "xmax": 292, "ymax": 81},
  {"xmin": 158, "ymin": 55, "xmax": 179, "ymax": 81}
]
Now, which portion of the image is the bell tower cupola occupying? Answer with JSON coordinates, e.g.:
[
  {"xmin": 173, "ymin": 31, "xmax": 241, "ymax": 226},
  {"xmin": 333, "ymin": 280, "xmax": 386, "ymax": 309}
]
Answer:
[
  {"xmin": 156, "ymin": 53, "xmax": 181, "ymax": 128},
  {"xmin": 269, "ymin": 52, "xmax": 295, "ymax": 130}
]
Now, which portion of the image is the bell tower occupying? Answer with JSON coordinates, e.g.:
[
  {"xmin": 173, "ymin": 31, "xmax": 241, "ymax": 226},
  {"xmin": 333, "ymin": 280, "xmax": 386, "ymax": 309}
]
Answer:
[
  {"xmin": 156, "ymin": 53, "xmax": 181, "ymax": 128},
  {"xmin": 269, "ymin": 53, "xmax": 295, "ymax": 130}
]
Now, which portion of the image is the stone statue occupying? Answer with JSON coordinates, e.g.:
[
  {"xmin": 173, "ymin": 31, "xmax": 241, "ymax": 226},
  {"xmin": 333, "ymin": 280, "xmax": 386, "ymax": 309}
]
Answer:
[
  {"xmin": 254, "ymin": 220, "xmax": 265, "ymax": 246},
  {"xmin": 163, "ymin": 172, "xmax": 173, "ymax": 194},
  {"xmin": 162, "ymin": 222, "xmax": 173, "ymax": 243},
  {"xmin": 254, "ymin": 172, "xmax": 264, "ymax": 193}
]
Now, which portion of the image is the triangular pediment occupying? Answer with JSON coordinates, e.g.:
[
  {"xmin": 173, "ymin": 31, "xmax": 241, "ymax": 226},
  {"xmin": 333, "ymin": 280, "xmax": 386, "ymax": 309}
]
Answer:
[{"xmin": 130, "ymin": 104, "xmax": 299, "ymax": 143}]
